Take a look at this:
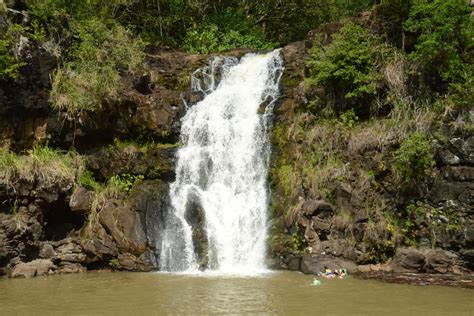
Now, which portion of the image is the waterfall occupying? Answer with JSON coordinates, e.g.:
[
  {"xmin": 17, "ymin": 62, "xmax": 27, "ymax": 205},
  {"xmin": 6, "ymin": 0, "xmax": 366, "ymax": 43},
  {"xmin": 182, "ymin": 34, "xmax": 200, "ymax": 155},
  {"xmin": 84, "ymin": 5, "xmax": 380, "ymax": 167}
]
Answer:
[{"xmin": 159, "ymin": 50, "xmax": 283, "ymax": 274}]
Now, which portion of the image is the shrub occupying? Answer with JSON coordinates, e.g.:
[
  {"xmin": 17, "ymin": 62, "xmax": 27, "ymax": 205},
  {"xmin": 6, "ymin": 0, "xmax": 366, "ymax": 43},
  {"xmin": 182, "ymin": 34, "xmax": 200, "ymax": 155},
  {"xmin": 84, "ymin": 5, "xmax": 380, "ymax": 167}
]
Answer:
[
  {"xmin": 393, "ymin": 132, "xmax": 435, "ymax": 183},
  {"xmin": 338, "ymin": 108, "xmax": 359, "ymax": 128},
  {"xmin": 404, "ymin": 0, "xmax": 473, "ymax": 91},
  {"xmin": 0, "ymin": 23, "xmax": 27, "ymax": 79},
  {"xmin": 291, "ymin": 233, "xmax": 307, "ymax": 253},
  {"xmin": 307, "ymin": 22, "xmax": 384, "ymax": 111},
  {"xmin": 104, "ymin": 173, "xmax": 143, "ymax": 198},
  {"xmin": 50, "ymin": 18, "xmax": 144, "ymax": 120},
  {"xmin": 183, "ymin": 23, "xmax": 220, "ymax": 54}
]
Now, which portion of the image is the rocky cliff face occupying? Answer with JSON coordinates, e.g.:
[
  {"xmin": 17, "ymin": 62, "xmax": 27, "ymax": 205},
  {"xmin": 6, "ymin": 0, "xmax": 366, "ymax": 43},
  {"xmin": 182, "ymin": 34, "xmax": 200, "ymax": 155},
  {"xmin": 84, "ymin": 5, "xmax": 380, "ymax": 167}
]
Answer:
[
  {"xmin": 0, "ymin": 44, "xmax": 211, "ymax": 277},
  {"xmin": 0, "ymin": 19, "xmax": 472, "ymax": 279},
  {"xmin": 269, "ymin": 17, "xmax": 473, "ymax": 276}
]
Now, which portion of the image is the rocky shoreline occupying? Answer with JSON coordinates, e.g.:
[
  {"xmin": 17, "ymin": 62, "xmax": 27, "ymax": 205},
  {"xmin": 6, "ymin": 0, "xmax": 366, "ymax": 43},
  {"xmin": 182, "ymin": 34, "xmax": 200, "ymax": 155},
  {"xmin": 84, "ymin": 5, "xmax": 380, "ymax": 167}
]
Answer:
[{"xmin": 354, "ymin": 272, "xmax": 474, "ymax": 289}]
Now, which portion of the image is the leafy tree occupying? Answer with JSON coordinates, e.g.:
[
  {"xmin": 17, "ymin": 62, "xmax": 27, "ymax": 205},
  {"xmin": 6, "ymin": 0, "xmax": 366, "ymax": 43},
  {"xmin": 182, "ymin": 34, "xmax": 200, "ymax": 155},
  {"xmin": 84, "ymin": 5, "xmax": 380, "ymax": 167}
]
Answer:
[
  {"xmin": 404, "ymin": 0, "xmax": 473, "ymax": 90},
  {"xmin": 184, "ymin": 8, "xmax": 274, "ymax": 53},
  {"xmin": 243, "ymin": 0, "xmax": 377, "ymax": 44},
  {"xmin": 377, "ymin": 0, "xmax": 412, "ymax": 48},
  {"xmin": 307, "ymin": 22, "xmax": 383, "ymax": 112}
]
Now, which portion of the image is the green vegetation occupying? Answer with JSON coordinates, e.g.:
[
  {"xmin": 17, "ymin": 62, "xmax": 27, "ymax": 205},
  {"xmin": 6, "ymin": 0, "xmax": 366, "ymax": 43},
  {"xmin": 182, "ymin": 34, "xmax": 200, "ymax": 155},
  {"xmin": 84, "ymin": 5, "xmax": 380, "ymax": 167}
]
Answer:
[
  {"xmin": 275, "ymin": 165, "xmax": 296, "ymax": 196},
  {"xmin": 50, "ymin": 19, "xmax": 144, "ymax": 120},
  {"xmin": 291, "ymin": 233, "xmax": 307, "ymax": 253},
  {"xmin": 242, "ymin": 0, "xmax": 376, "ymax": 44},
  {"xmin": 390, "ymin": 200, "xmax": 464, "ymax": 247},
  {"xmin": 107, "ymin": 138, "xmax": 178, "ymax": 155},
  {"xmin": 79, "ymin": 170, "xmax": 101, "ymax": 192},
  {"xmin": 307, "ymin": 22, "xmax": 384, "ymax": 111},
  {"xmin": 0, "ymin": 145, "xmax": 79, "ymax": 186},
  {"xmin": 0, "ymin": 0, "xmax": 381, "ymax": 120},
  {"xmin": 0, "ymin": 22, "xmax": 26, "ymax": 79},
  {"xmin": 0, "ymin": 145, "xmax": 147, "ymax": 200},
  {"xmin": 405, "ymin": 0, "xmax": 473, "ymax": 94},
  {"xmin": 106, "ymin": 174, "xmax": 144, "ymax": 196},
  {"xmin": 269, "ymin": 0, "xmax": 472, "ymax": 260},
  {"xmin": 113, "ymin": 0, "xmax": 377, "ymax": 46},
  {"xmin": 393, "ymin": 132, "xmax": 435, "ymax": 183},
  {"xmin": 183, "ymin": 9, "xmax": 274, "ymax": 53},
  {"xmin": 338, "ymin": 109, "xmax": 359, "ymax": 129}
]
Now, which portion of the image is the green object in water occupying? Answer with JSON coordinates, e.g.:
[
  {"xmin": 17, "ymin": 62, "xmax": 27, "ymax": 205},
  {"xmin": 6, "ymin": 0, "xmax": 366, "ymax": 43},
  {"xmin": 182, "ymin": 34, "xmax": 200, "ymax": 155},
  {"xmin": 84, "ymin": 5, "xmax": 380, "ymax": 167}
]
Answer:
[{"xmin": 312, "ymin": 280, "xmax": 322, "ymax": 286}]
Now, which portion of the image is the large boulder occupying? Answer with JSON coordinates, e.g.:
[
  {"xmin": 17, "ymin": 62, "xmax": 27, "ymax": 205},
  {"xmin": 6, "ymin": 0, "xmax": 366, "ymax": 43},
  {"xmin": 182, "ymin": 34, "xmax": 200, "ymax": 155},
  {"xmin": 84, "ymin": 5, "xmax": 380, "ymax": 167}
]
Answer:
[
  {"xmin": 69, "ymin": 187, "xmax": 94, "ymax": 214},
  {"xmin": 80, "ymin": 220, "xmax": 119, "ymax": 264},
  {"xmin": 115, "ymin": 253, "xmax": 152, "ymax": 272},
  {"xmin": 424, "ymin": 249, "xmax": 460, "ymax": 274},
  {"xmin": 99, "ymin": 200, "xmax": 148, "ymax": 256},
  {"xmin": 461, "ymin": 249, "xmax": 474, "ymax": 270},
  {"xmin": 392, "ymin": 248, "xmax": 426, "ymax": 273}
]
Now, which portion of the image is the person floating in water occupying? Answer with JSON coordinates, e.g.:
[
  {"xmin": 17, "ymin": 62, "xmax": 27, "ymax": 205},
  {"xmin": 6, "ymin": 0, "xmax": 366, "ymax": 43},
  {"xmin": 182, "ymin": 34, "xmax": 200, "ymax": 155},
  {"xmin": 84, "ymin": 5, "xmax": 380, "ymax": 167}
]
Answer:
[{"xmin": 317, "ymin": 267, "xmax": 347, "ymax": 279}]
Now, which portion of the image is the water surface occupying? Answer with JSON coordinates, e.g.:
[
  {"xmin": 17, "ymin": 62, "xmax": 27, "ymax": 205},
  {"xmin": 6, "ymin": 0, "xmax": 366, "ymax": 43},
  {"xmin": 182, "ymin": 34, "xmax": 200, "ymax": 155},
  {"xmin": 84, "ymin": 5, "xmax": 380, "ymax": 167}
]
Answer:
[{"xmin": 0, "ymin": 271, "xmax": 472, "ymax": 315}]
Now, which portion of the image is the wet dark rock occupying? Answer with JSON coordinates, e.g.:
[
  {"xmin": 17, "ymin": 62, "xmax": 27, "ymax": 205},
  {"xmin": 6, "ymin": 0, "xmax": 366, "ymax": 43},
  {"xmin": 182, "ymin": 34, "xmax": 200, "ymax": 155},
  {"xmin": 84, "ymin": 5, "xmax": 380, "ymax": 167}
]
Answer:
[
  {"xmin": 356, "ymin": 263, "xmax": 393, "ymax": 273},
  {"xmin": 184, "ymin": 198, "xmax": 208, "ymax": 269},
  {"xmin": 304, "ymin": 225, "xmax": 319, "ymax": 245},
  {"xmin": 129, "ymin": 179, "xmax": 170, "ymax": 268},
  {"xmin": 87, "ymin": 144, "xmax": 176, "ymax": 182},
  {"xmin": 465, "ymin": 227, "xmax": 474, "ymax": 244},
  {"xmin": 134, "ymin": 74, "xmax": 154, "ymax": 95},
  {"xmin": 287, "ymin": 256, "xmax": 302, "ymax": 271},
  {"xmin": 439, "ymin": 150, "xmax": 461, "ymax": 165},
  {"xmin": 441, "ymin": 166, "xmax": 474, "ymax": 182},
  {"xmin": 392, "ymin": 248, "xmax": 426, "ymax": 273},
  {"xmin": 312, "ymin": 218, "xmax": 331, "ymax": 235},
  {"xmin": 272, "ymin": 254, "xmax": 302, "ymax": 271}
]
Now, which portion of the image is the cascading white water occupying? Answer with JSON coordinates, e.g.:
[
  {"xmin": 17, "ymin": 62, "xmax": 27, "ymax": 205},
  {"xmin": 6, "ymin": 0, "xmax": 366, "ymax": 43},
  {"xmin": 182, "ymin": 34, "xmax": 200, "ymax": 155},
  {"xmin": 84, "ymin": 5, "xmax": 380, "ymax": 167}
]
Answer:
[{"xmin": 159, "ymin": 50, "xmax": 283, "ymax": 274}]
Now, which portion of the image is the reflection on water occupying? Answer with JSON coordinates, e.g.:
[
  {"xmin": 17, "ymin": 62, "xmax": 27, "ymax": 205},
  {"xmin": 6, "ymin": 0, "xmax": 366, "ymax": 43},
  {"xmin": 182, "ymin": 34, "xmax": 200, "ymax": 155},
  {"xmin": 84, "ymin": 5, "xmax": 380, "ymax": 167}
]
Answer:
[{"xmin": 0, "ymin": 271, "xmax": 472, "ymax": 315}]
